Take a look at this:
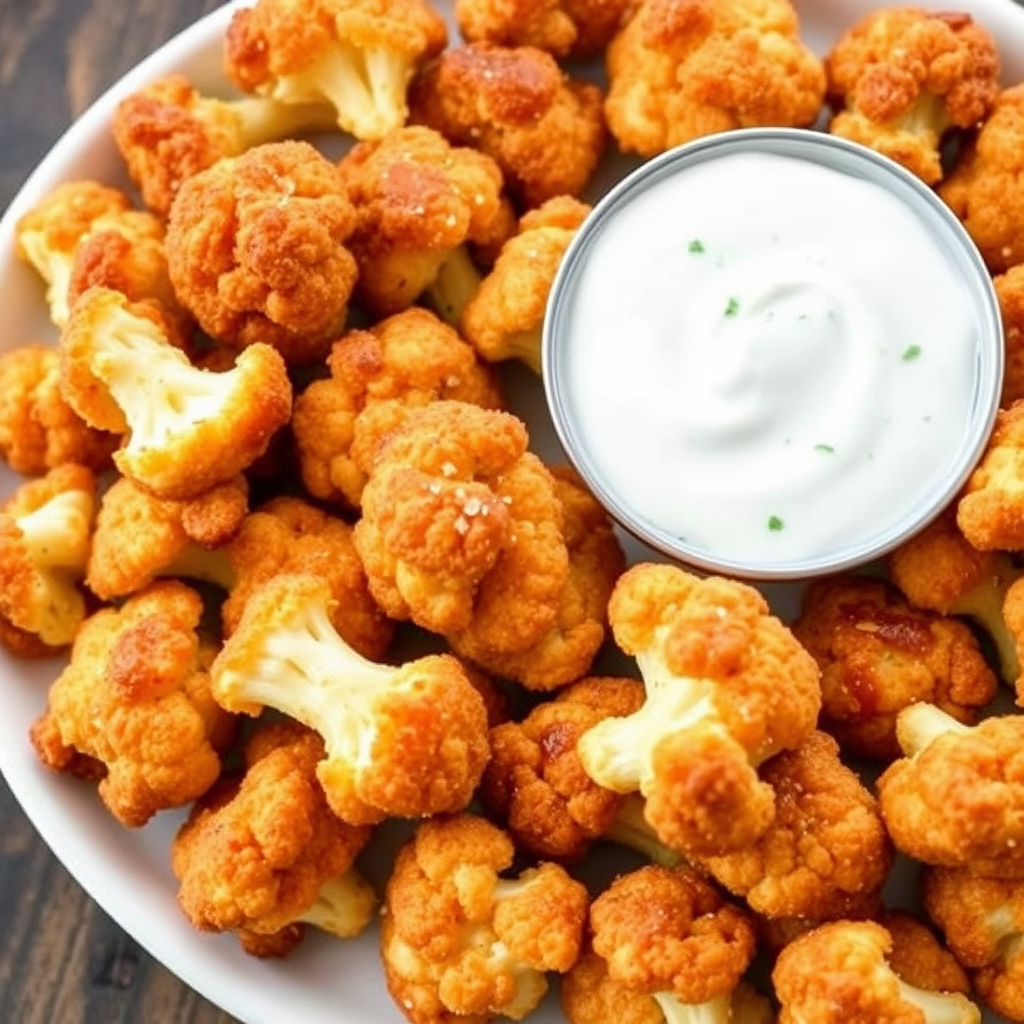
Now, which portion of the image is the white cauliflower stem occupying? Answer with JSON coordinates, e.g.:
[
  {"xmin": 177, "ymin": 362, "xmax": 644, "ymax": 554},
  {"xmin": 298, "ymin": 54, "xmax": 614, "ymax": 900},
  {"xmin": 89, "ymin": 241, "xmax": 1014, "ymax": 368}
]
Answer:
[{"xmin": 297, "ymin": 869, "xmax": 378, "ymax": 937}]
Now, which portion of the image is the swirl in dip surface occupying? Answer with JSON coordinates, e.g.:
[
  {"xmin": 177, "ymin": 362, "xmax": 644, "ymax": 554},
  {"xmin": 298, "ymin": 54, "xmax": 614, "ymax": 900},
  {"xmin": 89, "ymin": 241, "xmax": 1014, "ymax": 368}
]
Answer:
[{"xmin": 546, "ymin": 132, "xmax": 1001, "ymax": 577}]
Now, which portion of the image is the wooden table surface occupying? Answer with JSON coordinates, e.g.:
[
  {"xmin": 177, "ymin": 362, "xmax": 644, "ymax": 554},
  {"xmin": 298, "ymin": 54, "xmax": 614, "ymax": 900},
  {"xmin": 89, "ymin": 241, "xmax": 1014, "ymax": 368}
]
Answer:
[{"xmin": 0, "ymin": 6, "xmax": 237, "ymax": 1021}]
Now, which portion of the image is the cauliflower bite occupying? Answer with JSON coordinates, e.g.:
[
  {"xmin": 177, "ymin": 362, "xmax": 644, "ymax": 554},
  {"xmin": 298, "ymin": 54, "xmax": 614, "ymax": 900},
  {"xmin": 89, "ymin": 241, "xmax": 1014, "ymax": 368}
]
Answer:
[
  {"xmin": 461, "ymin": 196, "xmax": 591, "ymax": 374},
  {"xmin": 584, "ymin": 865, "xmax": 763, "ymax": 1023},
  {"xmin": 381, "ymin": 813, "xmax": 588, "ymax": 1023},
  {"xmin": 996, "ymin": 265, "xmax": 1024, "ymax": 408},
  {"xmin": 940, "ymin": 84, "xmax": 1024, "ymax": 274},
  {"xmin": 59, "ymin": 286, "xmax": 292, "ymax": 501},
  {"xmin": 888, "ymin": 506, "xmax": 1023, "ymax": 685},
  {"xmin": 924, "ymin": 866, "xmax": 1024, "ymax": 1022},
  {"xmin": 695, "ymin": 730, "xmax": 894, "ymax": 921},
  {"xmin": 0, "ymin": 464, "xmax": 96, "ymax": 651},
  {"xmin": 408, "ymin": 42, "xmax": 607, "ymax": 207},
  {"xmin": 337, "ymin": 126, "xmax": 512, "ymax": 319},
  {"xmin": 825, "ymin": 7, "xmax": 999, "ymax": 185},
  {"xmin": 773, "ymin": 919, "xmax": 982, "ymax": 1024},
  {"xmin": 15, "ymin": 179, "xmax": 178, "ymax": 327},
  {"xmin": 224, "ymin": 0, "xmax": 448, "ymax": 141},
  {"xmin": 577, "ymin": 563, "xmax": 822, "ymax": 858},
  {"xmin": 210, "ymin": 573, "xmax": 489, "ymax": 825},
  {"xmin": 455, "ymin": 0, "xmax": 630, "ymax": 57},
  {"xmin": 85, "ymin": 474, "xmax": 248, "ymax": 601},
  {"xmin": 792, "ymin": 574, "xmax": 997, "ymax": 761},
  {"xmin": 30, "ymin": 580, "xmax": 236, "ymax": 827},
  {"xmin": 0, "ymin": 345, "xmax": 118, "ymax": 477},
  {"xmin": 113, "ymin": 73, "xmax": 338, "ymax": 219},
  {"xmin": 172, "ymin": 721, "xmax": 375, "ymax": 957},
  {"xmin": 881, "ymin": 910, "xmax": 972, "ymax": 1002},
  {"xmin": 165, "ymin": 139, "xmax": 358, "ymax": 365},
  {"xmin": 602, "ymin": 0, "xmax": 826, "ymax": 159},
  {"xmin": 480, "ymin": 675, "xmax": 647, "ymax": 862},
  {"xmin": 878, "ymin": 702, "xmax": 1024, "ymax": 876},
  {"xmin": 292, "ymin": 307, "xmax": 505, "ymax": 508}
]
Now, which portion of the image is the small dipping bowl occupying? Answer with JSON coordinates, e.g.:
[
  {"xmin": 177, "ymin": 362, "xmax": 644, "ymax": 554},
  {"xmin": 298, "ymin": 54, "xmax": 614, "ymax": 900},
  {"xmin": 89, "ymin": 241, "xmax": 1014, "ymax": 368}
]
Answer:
[{"xmin": 543, "ymin": 128, "xmax": 1003, "ymax": 580}]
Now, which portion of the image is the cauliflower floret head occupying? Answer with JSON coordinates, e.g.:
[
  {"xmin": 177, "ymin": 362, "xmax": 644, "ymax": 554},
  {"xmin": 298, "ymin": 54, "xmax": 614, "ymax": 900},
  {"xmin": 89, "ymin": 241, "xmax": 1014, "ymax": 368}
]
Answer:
[
  {"xmin": 995, "ymin": 264, "xmax": 1024, "ymax": 409},
  {"xmin": 225, "ymin": 0, "xmax": 448, "ymax": 141}
]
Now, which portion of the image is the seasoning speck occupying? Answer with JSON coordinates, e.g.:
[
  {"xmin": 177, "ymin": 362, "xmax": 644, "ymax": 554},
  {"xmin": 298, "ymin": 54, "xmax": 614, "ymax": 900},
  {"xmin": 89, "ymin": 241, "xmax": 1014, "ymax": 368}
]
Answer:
[
  {"xmin": 724, "ymin": 297, "xmax": 740, "ymax": 317},
  {"xmin": 814, "ymin": 444, "xmax": 835, "ymax": 453},
  {"xmin": 688, "ymin": 239, "xmax": 705, "ymax": 254},
  {"xmin": 767, "ymin": 515, "xmax": 785, "ymax": 532},
  {"xmin": 902, "ymin": 344, "xmax": 922, "ymax": 362}
]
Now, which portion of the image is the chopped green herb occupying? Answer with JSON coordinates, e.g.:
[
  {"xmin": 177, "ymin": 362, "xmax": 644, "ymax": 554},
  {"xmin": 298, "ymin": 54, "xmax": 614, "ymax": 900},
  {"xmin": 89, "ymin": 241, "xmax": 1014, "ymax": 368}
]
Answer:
[
  {"xmin": 902, "ymin": 344, "xmax": 922, "ymax": 362},
  {"xmin": 724, "ymin": 297, "xmax": 740, "ymax": 317},
  {"xmin": 688, "ymin": 239, "xmax": 705, "ymax": 254},
  {"xmin": 814, "ymin": 444, "xmax": 835, "ymax": 453},
  {"xmin": 767, "ymin": 515, "xmax": 785, "ymax": 532}
]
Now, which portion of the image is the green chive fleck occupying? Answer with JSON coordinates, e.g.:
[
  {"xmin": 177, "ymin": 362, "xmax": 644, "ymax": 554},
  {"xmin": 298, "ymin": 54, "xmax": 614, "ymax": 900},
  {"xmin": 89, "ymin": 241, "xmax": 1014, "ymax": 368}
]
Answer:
[
  {"xmin": 768, "ymin": 515, "xmax": 785, "ymax": 532},
  {"xmin": 902, "ymin": 344, "xmax": 922, "ymax": 362},
  {"xmin": 814, "ymin": 444, "xmax": 835, "ymax": 453},
  {"xmin": 724, "ymin": 297, "xmax": 740, "ymax": 317},
  {"xmin": 688, "ymin": 239, "xmax": 705, "ymax": 254}
]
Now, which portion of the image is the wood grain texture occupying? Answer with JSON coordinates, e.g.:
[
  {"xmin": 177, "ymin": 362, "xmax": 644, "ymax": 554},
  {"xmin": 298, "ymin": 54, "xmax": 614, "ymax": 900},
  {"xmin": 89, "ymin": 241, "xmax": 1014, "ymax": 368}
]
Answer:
[{"xmin": 0, "ymin": 4, "xmax": 236, "ymax": 1019}]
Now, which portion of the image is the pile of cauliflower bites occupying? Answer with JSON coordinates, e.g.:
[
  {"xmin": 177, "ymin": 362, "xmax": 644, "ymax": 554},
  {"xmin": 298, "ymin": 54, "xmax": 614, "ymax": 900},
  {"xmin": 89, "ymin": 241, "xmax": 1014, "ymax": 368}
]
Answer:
[{"xmin": 10, "ymin": 0, "xmax": 1024, "ymax": 1020}]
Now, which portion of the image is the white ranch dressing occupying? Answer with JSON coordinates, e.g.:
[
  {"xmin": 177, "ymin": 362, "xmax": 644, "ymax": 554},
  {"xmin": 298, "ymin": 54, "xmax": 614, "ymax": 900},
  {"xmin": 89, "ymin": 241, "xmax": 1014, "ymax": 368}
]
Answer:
[{"xmin": 561, "ymin": 150, "xmax": 979, "ymax": 568}]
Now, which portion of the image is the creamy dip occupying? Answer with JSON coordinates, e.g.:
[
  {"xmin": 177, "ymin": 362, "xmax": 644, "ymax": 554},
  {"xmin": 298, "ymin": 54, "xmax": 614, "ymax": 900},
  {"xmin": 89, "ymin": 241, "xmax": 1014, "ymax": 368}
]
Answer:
[{"xmin": 551, "ymin": 145, "xmax": 992, "ymax": 573}]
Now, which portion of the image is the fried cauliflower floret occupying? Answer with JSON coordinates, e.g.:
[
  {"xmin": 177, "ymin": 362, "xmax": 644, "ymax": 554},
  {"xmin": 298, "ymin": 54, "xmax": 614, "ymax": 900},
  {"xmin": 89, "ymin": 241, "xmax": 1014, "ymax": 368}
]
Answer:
[
  {"xmin": 940, "ymin": 84, "xmax": 1024, "ymax": 274},
  {"xmin": 29, "ymin": 580, "xmax": 237, "ymax": 826},
  {"xmin": 113, "ymin": 73, "xmax": 337, "ymax": 219},
  {"xmin": 224, "ymin": 0, "xmax": 448, "ymax": 141},
  {"xmin": 923, "ymin": 866, "xmax": 1024, "ymax": 1022},
  {"xmin": 85, "ymin": 474, "xmax": 248, "ymax": 601},
  {"xmin": 881, "ymin": 910, "xmax": 972, "ymax": 1000},
  {"xmin": 825, "ymin": 8, "xmax": 999, "ymax": 185},
  {"xmin": 603, "ymin": 0, "xmax": 825, "ymax": 160},
  {"xmin": 337, "ymin": 126, "xmax": 512, "ymax": 319},
  {"xmin": 878, "ymin": 702, "xmax": 1024, "ymax": 876},
  {"xmin": 292, "ymin": 307, "xmax": 505, "ymax": 508},
  {"xmin": 792, "ymin": 574, "xmax": 997, "ymax": 761},
  {"xmin": 408, "ymin": 42, "xmax": 607, "ymax": 207},
  {"xmin": 0, "ymin": 464, "xmax": 96, "ymax": 651},
  {"xmin": 211, "ymin": 573, "xmax": 489, "ymax": 825},
  {"xmin": 773, "ymin": 920, "xmax": 981, "ymax": 1024},
  {"xmin": 577, "ymin": 563, "xmax": 822, "ymax": 858},
  {"xmin": 0, "ymin": 345, "xmax": 117, "ymax": 477},
  {"xmin": 59, "ymin": 286, "xmax": 292, "ymax": 500},
  {"xmin": 455, "ymin": 0, "xmax": 630, "ymax": 58},
  {"xmin": 888, "ymin": 506, "xmax": 1024, "ymax": 685},
  {"xmin": 695, "ymin": 730, "xmax": 893, "ymax": 921},
  {"xmin": 172, "ymin": 721, "xmax": 374, "ymax": 957},
  {"xmin": 165, "ymin": 139, "xmax": 358, "ymax": 365},
  {"xmin": 15, "ymin": 180, "xmax": 179, "ymax": 327},
  {"xmin": 381, "ymin": 813, "xmax": 588, "ymax": 1024},
  {"xmin": 586, "ymin": 865, "xmax": 762, "ymax": 1024},
  {"xmin": 996, "ymin": 265, "xmax": 1024, "ymax": 409},
  {"xmin": 461, "ymin": 196, "xmax": 590, "ymax": 374},
  {"xmin": 448, "ymin": 463, "xmax": 624, "ymax": 690}
]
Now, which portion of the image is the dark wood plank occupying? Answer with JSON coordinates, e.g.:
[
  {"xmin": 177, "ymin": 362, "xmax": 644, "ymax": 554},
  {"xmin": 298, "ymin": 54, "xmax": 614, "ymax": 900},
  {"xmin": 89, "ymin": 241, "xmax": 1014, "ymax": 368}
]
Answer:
[{"xmin": 0, "ymin": 2, "xmax": 238, "ymax": 1019}]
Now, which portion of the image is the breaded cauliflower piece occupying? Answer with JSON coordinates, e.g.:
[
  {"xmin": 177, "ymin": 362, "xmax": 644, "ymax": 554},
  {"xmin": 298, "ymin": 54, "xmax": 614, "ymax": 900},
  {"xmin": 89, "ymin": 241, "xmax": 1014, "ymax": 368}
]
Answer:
[
  {"xmin": 381, "ymin": 813, "xmax": 588, "ymax": 1024},
  {"xmin": 940, "ymin": 84, "xmax": 1024, "ymax": 273},
  {"xmin": 113, "ymin": 73, "xmax": 337, "ymax": 219},
  {"xmin": 448, "ymin": 463, "xmax": 625, "ymax": 690},
  {"xmin": 173, "ymin": 721, "xmax": 374, "ymax": 957},
  {"xmin": 292, "ymin": 307, "xmax": 505, "ymax": 508},
  {"xmin": 792, "ymin": 574, "xmax": 997, "ymax": 760},
  {"xmin": 211, "ymin": 573, "xmax": 489, "ymax": 825},
  {"xmin": 29, "ymin": 580, "xmax": 237, "ymax": 826},
  {"xmin": 577, "ymin": 562, "xmax": 822, "ymax": 858},
  {"xmin": 337, "ymin": 125, "xmax": 512, "ymax": 319},
  {"xmin": 224, "ymin": 0, "xmax": 448, "ymax": 141},
  {"xmin": 603, "ymin": 0, "xmax": 825, "ymax": 159},
  {"xmin": 825, "ymin": 7, "xmax": 999, "ymax": 185},
  {"xmin": 0, "ymin": 345, "xmax": 117, "ymax": 477},
  {"xmin": 59, "ymin": 286, "xmax": 292, "ymax": 501},
  {"xmin": 923, "ymin": 866, "xmax": 1024, "ymax": 1022},
  {"xmin": 15, "ymin": 179, "xmax": 179, "ymax": 327},
  {"xmin": 881, "ymin": 910, "xmax": 973, "ymax": 1002},
  {"xmin": 461, "ymin": 196, "xmax": 590, "ymax": 374},
  {"xmin": 695, "ymin": 730, "xmax": 893, "ymax": 921},
  {"xmin": 584, "ymin": 864, "xmax": 764, "ymax": 1024},
  {"xmin": 408, "ymin": 42, "xmax": 607, "ymax": 207},
  {"xmin": 888, "ymin": 506, "xmax": 1024, "ymax": 686},
  {"xmin": 878, "ymin": 702, "xmax": 1024, "ymax": 876},
  {"xmin": 0, "ymin": 464, "xmax": 96, "ymax": 651},
  {"xmin": 85, "ymin": 474, "xmax": 248, "ymax": 601},
  {"xmin": 165, "ymin": 139, "xmax": 358, "ymax": 365},
  {"xmin": 996, "ymin": 264, "xmax": 1024, "ymax": 408},
  {"xmin": 774, "ymin": 919, "xmax": 981, "ymax": 1024}
]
